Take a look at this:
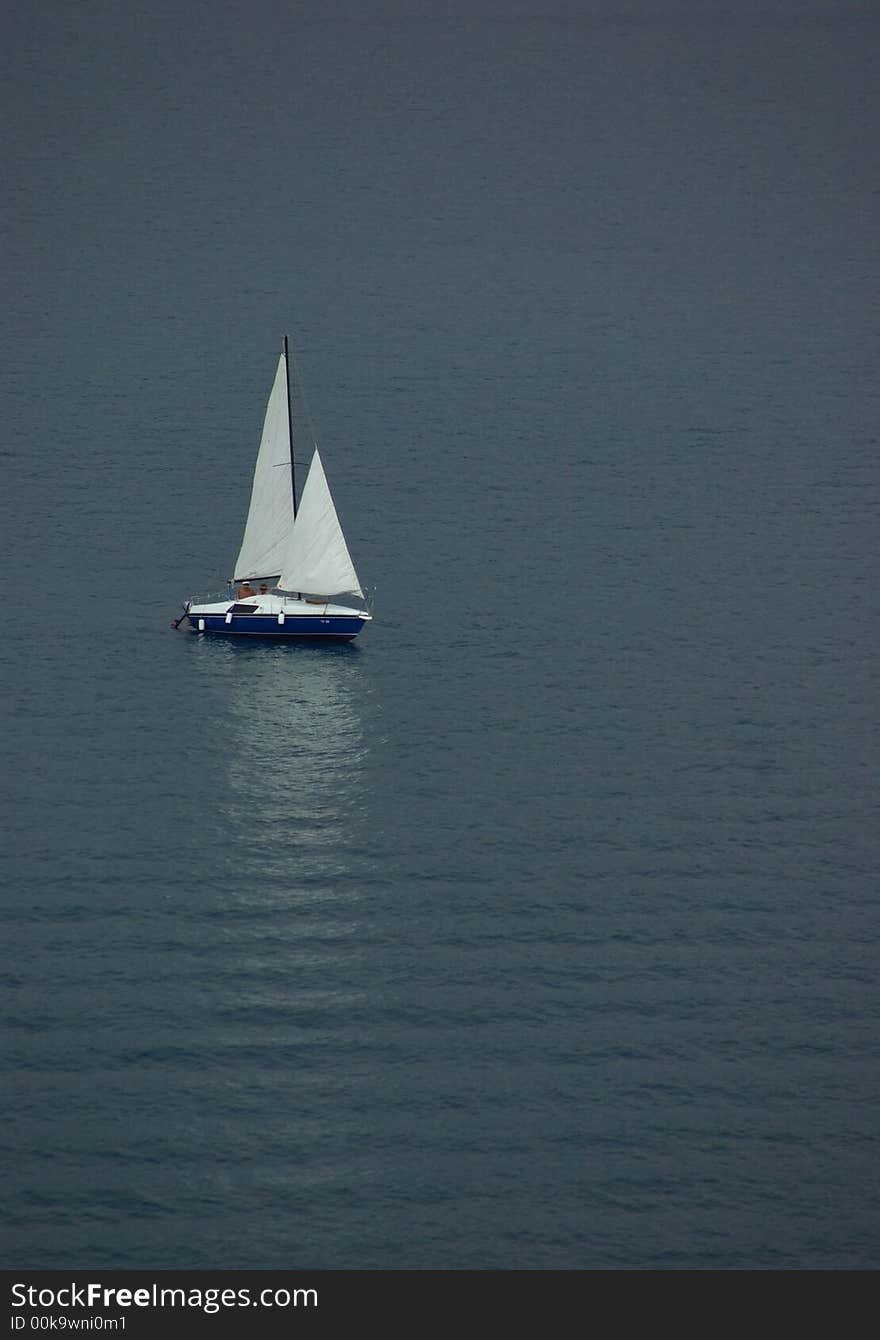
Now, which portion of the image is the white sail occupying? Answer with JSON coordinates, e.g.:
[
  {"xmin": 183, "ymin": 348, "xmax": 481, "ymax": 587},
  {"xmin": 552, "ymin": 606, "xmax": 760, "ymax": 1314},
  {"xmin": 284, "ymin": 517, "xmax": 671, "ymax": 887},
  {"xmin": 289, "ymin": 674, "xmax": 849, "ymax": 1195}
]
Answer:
[
  {"xmin": 278, "ymin": 448, "xmax": 364, "ymax": 597},
  {"xmin": 233, "ymin": 354, "xmax": 295, "ymax": 580}
]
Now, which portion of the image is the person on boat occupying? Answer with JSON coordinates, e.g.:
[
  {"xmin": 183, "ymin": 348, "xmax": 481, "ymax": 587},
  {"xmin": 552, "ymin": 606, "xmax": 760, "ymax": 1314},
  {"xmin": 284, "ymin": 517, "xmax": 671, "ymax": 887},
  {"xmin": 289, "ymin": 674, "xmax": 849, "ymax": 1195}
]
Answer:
[
  {"xmin": 259, "ymin": 584, "xmax": 268, "ymax": 594},
  {"xmin": 237, "ymin": 581, "xmax": 255, "ymax": 598}
]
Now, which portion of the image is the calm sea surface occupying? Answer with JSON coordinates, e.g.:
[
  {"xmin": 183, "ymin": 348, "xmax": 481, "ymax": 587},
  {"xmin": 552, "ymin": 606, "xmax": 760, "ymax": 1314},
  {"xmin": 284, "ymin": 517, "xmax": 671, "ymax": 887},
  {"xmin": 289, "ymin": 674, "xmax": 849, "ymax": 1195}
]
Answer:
[{"xmin": 2, "ymin": 1, "xmax": 878, "ymax": 1268}]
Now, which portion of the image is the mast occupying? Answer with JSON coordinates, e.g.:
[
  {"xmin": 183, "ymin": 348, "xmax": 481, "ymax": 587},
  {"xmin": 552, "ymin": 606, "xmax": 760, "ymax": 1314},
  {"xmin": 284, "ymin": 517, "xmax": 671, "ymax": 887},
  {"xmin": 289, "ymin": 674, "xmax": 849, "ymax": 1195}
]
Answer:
[{"xmin": 283, "ymin": 334, "xmax": 296, "ymax": 517}]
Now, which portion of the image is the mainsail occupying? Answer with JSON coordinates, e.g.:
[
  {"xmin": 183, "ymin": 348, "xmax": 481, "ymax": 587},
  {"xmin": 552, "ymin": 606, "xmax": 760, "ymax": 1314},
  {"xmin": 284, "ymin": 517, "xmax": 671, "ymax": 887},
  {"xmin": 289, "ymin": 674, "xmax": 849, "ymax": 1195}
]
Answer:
[
  {"xmin": 278, "ymin": 448, "xmax": 364, "ymax": 597},
  {"xmin": 233, "ymin": 354, "xmax": 295, "ymax": 581}
]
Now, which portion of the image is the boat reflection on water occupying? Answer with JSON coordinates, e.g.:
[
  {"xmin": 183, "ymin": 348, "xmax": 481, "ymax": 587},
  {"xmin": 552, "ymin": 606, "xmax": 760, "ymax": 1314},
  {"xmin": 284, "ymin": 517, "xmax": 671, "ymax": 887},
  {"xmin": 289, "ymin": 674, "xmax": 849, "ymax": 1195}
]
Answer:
[
  {"xmin": 186, "ymin": 640, "xmax": 378, "ymax": 1190},
  {"xmin": 189, "ymin": 639, "xmax": 378, "ymax": 1063},
  {"xmin": 178, "ymin": 637, "xmax": 385, "ymax": 1227},
  {"xmin": 193, "ymin": 638, "xmax": 374, "ymax": 931},
  {"xmin": 232, "ymin": 642, "xmax": 366, "ymax": 863}
]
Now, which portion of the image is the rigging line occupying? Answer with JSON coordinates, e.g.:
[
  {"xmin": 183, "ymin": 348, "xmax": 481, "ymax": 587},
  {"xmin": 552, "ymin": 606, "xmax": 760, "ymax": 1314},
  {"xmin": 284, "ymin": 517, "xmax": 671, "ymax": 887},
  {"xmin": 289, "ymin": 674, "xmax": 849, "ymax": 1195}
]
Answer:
[
  {"xmin": 285, "ymin": 337, "xmax": 322, "ymax": 455},
  {"xmin": 283, "ymin": 334, "xmax": 296, "ymax": 517}
]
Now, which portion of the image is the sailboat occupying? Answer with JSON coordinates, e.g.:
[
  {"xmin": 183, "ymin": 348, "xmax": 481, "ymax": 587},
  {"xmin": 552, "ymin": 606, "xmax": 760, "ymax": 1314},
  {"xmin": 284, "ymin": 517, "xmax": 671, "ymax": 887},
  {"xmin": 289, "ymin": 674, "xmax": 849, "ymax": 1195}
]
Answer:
[{"xmin": 177, "ymin": 336, "xmax": 372, "ymax": 640}]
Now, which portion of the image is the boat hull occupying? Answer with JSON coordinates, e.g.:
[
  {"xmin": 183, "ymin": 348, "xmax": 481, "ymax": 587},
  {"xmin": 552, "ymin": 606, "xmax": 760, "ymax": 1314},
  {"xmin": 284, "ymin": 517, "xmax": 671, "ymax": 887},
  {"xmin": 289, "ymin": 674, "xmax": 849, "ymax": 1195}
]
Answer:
[
  {"xmin": 181, "ymin": 596, "xmax": 370, "ymax": 640},
  {"xmin": 186, "ymin": 612, "xmax": 366, "ymax": 639}
]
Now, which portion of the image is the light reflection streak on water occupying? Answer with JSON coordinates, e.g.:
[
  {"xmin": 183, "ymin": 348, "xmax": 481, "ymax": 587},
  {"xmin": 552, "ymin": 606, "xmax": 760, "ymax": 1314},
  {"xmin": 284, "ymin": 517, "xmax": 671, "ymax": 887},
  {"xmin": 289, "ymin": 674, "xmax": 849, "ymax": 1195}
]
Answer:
[
  {"xmin": 190, "ymin": 638, "xmax": 372, "ymax": 963},
  {"xmin": 192, "ymin": 641, "xmax": 374, "ymax": 1067}
]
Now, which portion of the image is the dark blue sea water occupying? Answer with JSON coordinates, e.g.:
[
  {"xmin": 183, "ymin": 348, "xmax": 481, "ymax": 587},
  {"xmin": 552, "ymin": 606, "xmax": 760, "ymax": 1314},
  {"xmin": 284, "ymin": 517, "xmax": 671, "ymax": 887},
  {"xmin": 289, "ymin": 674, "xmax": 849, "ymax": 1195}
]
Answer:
[{"xmin": 2, "ymin": 0, "xmax": 878, "ymax": 1269}]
